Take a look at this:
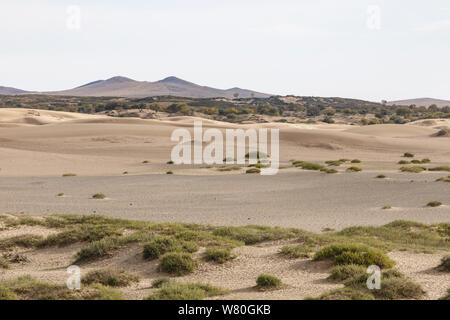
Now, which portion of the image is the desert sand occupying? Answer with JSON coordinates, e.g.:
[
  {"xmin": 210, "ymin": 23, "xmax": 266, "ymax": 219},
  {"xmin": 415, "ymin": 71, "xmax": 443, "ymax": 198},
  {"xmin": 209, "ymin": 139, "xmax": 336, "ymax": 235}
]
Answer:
[
  {"xmin": 0, "ymin": 108, "xmax": 449, "ymax": 231},
  {"xmin": 0, "ymin": 109, "xmax": 449, "ymax": 300}
]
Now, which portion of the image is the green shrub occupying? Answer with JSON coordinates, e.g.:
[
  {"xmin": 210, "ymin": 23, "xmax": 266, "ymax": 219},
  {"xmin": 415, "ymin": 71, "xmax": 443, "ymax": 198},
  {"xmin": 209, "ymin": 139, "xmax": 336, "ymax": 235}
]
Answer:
[
  {"xmin": 382, "ymin": 206, "xmax": 392, "ymax": 210},
  {"xmin": 92, "ymin": 193, "xmax": 106, "ymax": 199},
  {"xmin": 280, "ymin": 245, "xmax": 312, "ymax": 259},
  {"xmin": 142, "ymin": 160, "xmax": 149, "ymax": 164},
  {"xmin": 256, "ymin": 274, "xmax": 281, "ymax": 290},
  {"xmin": 427, "ymin": 201, "xmax": 442, "ymax": 207},
  {"xmin": 376, "ymin": 175, "xmax": 386, "ymax": 179},
  {"xmin": 38, "ymin": 225, "xmax": 122, "ymax": 247},
  {"xmin": 87, "ymin": 283, "xmax": 124, "ymax": 300},
  {"xmin": 346, "ymin": 166, "xmax": 362, "ymax": 172},
  {"xmin": 321, "ymin": 168, "xmax": 338, "ymax": 174},
  {"xmin": 351, "ymin": 159, "xmax": 361, "ymax": 163},
  {"xmin": 143, "ymin": 237, "xmax": 179, "ymax": 260},
  {"xmin": 167, "ymin": 160, "xmax": 174, "ymax": 165},
  {"xmin": 295, "ymin": 162, "xmax": 324, "ymax": 171},
  {"xmin": 166, "ymin": 171, "xmax": 173, "ymax": 174},
  {"xmin": 328, "ymin": 265, "xmax": 366, "ymax": 281},
  {"xmin": 428, "ymin": 166, "xmax": 450, "ymax": 172},
  {"xmin": 400, "ymin": 166, "xmax": 425, "ymax": 173},
  {"xmin": 314, "ymin": 244, "xmax": 395, "ymax": 268},
  {"xmin": 62, "ymin": 173, "xmax": 77, "ymax": 177},
  {"xmin": 204, "ymin": 247, "xmax": 234, "ymax": 264},
  {"xmin": 403, "ymin": 153, "xmax": 414, "ymax": 158},
  {"xmin": 398, "ymin": 160, "xmax": 410, "ymax": 165},
  {"xmin": 325, "ymin": 160, "xmax": 344, "ymax": 166},
  {"xmin": 246, "ymin": 168, "xmax": 261, "ymax": 174},
  {"xmin": 74, "ymin": 237, "xmax": 120, "ymax": 263},
  {"xmin": 81, "ymin": 268, "xmax": 140, "ymax": 287},
  {"xmin": 160, "ymin": 252, "xmax": 197, "ymax": 276},
  {"xmin": 372, "ymin": 278, "xmax": 424, "ymax": 300},
  {"xmin": 147, "ymin": 282, "xmax": 227, "ymax": 300}
]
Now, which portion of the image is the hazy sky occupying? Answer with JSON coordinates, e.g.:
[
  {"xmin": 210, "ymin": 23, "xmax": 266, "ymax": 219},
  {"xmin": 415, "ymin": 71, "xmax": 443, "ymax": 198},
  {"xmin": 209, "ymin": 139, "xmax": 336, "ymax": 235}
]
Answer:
[{"xmin": 1, "ymin": 0, "xmax": 449, "ymax": 101}]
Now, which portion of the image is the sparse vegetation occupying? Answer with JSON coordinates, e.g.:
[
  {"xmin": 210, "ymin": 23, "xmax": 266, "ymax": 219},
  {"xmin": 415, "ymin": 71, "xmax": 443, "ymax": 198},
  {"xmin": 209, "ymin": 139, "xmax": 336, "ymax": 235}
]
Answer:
[
  {"xmin": 256, "ymin": 274, "xmax": 281, "ymax": 290},
  {"xmin": 403, "ymin": 153, "xmax": 414, "ymax": 158},
  {"xmin": 167, "ymin": 160, "xmax": 174, "ymax": 165},
  {"xmin": 204, "ymin": 247, "xmax": 234, "ymax": 264},
  {"xmin": 328, "ymin": 265, "xmax": 366, "ymax": 281},
  {"xmin": 312, "ymin": 287, "xmax": 375, "ymax": 300},
  {"xmin": 321, "ymin": 168, "xmax": 338, "ymax": 174},
  {"xmin": 142, "ymin": 160, "xmax": 149, "ymax": 164},
  {"xmin": 428, "ymin": 166, "xmax": 450, "ymax": 172},
  {"xmin": 57, "ymin": 192, "xmax": 64, "ymax": 197},
  {"xmin": 382, "ymin": 206, "xmax": 392, "ymax": 210},
  {"xmin": 82, "ymin": 268, "xmax": 140, "ymax": 287},
  {"xmin": 351, "ymin": 159, "xmax": 361, "ymax": 163},
  {"xmin": 436, "ymin": 176, "xmax": 450, "ymax": 182},
  {"xmin": 246, "ymin": 168, "xmax": 261, "ymax": 174},
  {"xmin": 438, "ymin": 255, "xmax": 450, "ymax": 272},
  {"xmin": 62, "ymin": 173, "xmax": 76, "ymax": 177},
  {"xmin": 314, "ymin": 244, "xmax": 395, "ymax": 268},
  {"xmin": 166, "ymin": 170, "xmax": 173, "ymax": 174},
  {"xmin": 376, "ymin": 175, "xmax": 386, "ymax": 179},
  {"xmin": 398, "ymin": 160, "xmax": 410, "ymax": 165},
  {"xmin": 218, "ymin": 165, "xmax": 241, "ymax": 172},
  {"xmin": 159, "ymin": 252, "xmax": 197, "ymax": 276},
  {"xmin": 400, "ymin": 166, "xmax": 426, "ymax": 173},
  {"xmin": 143, "ymin": 236, "xmax": 180, "ymax": 260},
  {"xmin": 0, "ymin": 234, "xmax": 44, "ymax": 250},
  {"xmin": 427, "ymin": 201, "xmax": 442, "ymax": 207},
  {"xmin": 346, "ymin": 166, "xmax": 362, "ymax": 172},
  {"xmin": 92, "ymin": 193, "xmax": 106, "ymax": 199},
  {"xmin": 0, "ymin": 257, "xmax": 10, "ymax": 269},
  {"xmin": 293, "ymin": 161, "xmax": 324, "ymax": 171},
  {"xmin": 147, "ymin": 281, "xmax": 227, "ymax": 300},
  {"xmin": 280, "ymin": 244, "xmax": 312, "ymax": 259}
]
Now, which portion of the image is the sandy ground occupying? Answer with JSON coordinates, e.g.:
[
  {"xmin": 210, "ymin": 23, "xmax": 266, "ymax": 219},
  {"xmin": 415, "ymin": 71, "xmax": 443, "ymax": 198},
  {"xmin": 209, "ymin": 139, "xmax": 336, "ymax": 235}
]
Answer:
[
  {"xmin": 0, "ymin": 224, "xmax": 448, "ymax": 300},
  {"xmin": 0, "ymin": 109, "xmax": 449, "ymax": 300},
  {"xmin": 0, "ymin": 108, "xmax": 449, "ymax": 231}
]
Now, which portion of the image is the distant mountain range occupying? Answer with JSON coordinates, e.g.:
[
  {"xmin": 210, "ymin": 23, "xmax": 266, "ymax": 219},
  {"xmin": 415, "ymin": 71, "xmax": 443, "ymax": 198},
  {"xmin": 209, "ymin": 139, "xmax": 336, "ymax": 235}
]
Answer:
[
  {"xmin": 389, "ymin": 98, "xmax": 450, "ymax": 108},
  {"xmin": 0, "ymin": 76, "xmax": 270, "ymax": 99},
  {"xmin": 0, "ymin": 86, "xmax": 30, "ymax": 95}
]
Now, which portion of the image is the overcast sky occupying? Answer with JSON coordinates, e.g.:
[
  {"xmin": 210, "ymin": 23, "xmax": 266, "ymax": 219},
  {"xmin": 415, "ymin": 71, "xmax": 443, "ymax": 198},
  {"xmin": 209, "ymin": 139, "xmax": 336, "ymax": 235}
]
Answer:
[{"xmin": 1, "ymin": 0, "xmax": 449, "ymax": 101}]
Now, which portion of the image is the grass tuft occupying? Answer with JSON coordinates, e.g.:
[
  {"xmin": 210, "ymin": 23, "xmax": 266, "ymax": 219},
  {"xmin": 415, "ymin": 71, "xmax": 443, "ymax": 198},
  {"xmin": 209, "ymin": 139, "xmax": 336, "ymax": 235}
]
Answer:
[
  {"xmin": 256, "ymin": 274, "xmax": 281, "ymax": 290},
  {"xmin": 159, "ymin": 252, "xmax": 197, "ymax": 276},
  {"xmin": 81, "ymin": 268, "xmax": 140, "ymax": 287}
]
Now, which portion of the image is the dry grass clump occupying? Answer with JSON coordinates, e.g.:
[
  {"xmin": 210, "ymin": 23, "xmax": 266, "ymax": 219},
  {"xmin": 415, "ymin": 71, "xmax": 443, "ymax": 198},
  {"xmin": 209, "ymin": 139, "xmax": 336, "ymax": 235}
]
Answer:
[
  {"xmin": 293, "ymin": 161, "xmax": 324, "ymax": 171},
  {"xmin": 166, "ymin": 160, "xmax": 174, "ymax": 165},
  {"xmin": 0, "ymin": 234, "xmax": 44, "ymax": 250},
  {"xmin": 376, "ymin": 175, "xmax": 386, "ymax": 179},
  {"xmin": 400, "ymin": 166, "xmax": 425, "ymax": 173},
  {"xmin": 0, "ymin": 257, "xmax": 10, "ymax": 269},
  {"xmin": 279, "ymin": 244, "xmax": 312, "ymax": 259},
  {"xmin": 92, "ymin": 193, "xmax": 106, "ymax": 199},
  {"xmin": 312, "ymin": 287, "xmax": 375, "ymax": 300},
  {"xmin": 351, "ymin": 159, "xmax": 361, "ymax": 163},
  {"xmin": 325, "ymin": 160, "xmax": 344, "ymax": 166},
  {"xmin": 248, "ymin": 163, "xmax": 268, "ymax": 169},
  {"xmin": 82, "ymin": 268, "xmax": 140, "ymax": 287},
  {"xmin": 143, "ymin": 236, "xmax": 198, "ymax": 260},
  {"xmin": 246, "ymin": 168, "xmax": 261, "ymax": 174},
  {"xmin": 147, "ymin": 281, "xmax": 228, "ymax": 300},
  {"xmin": 0, "ymin": 276, "xmax": 123, "ymax": 300},
  {"xmin": 436, "ymin": 176, "xmax": 450, "ymax": 182},
  {"xmin": 218, "ymin": 165, "xmax": 241, "ymax": 172},
  {"xmin": 398, "ymin": 160, "xmax": 410, "ymax": 165},
  {"xmin": 62, "ymin": 173, "xmax": 77, "ymax": 177}
]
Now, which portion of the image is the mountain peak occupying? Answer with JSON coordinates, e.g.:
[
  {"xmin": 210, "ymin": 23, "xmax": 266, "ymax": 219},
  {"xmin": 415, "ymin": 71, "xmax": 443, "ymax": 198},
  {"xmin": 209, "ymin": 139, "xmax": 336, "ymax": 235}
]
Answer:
[
  {"xmin": 105, "ymin": 76, "xmax": 136, "ymax": 83},
  {"xmin": 158, "ymin": 76, "xmax": 190, "ymax": 84}
]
